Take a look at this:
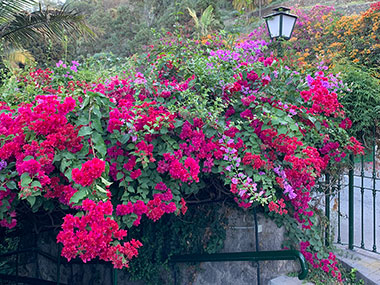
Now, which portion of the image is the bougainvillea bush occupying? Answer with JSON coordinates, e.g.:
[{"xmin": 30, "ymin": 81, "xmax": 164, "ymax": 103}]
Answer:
[{"xmin": 0, "ymin": 32, "xmax": 363, "ymax": 282}]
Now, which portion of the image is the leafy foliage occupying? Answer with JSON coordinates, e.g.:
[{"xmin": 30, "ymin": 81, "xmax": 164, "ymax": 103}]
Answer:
[
  {"xmin": 66, "ymin": 0, "xmax": 228, "ymax": 58},
  {"xmin": 334, "ymin": 62, "xmax": 380, "ymax": 141},
  {"xmin": 126, "ymin": 201, "xmax": 228, "ymax": 284},
  {"xmin": 232, "ymin": 0, "xmax": 273, "ymax": 12}
]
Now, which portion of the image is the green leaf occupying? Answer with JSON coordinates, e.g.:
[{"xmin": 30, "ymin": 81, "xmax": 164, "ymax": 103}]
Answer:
[
  {"xmin": 242, "ymin": 70, "xmax": 247, "ymax": 80},
  {"xmin": 174, "ymin": 120, "xmax": 183, "ymax": 128},
  {"xmin": 65, "ymin": 168, "xmax": 72, "ymax": 180},
  {"xmin": 92, "ymin": 117, "xmax": 103, "ymax": 132},
  {"xmin": 92, "ymin": 132, "xmax": 107, "ymax": 157},
  {"xmin": 100, "ymin": 177, "xmax": 112, "ymax": 187},
  {"xmin": 315, "ymin": 121, "xmax": 321, "ymax": 131},
  {"xmin": 77, "ymin": 143, "xmax": 90, "ymax": 157},
  {"xmin": 290, "ymin": 124, "xmax": 298, "ymax": 131},
  {"xmin": 70, "ymin": 190, "xmax": 87, "ymax": 204},
  {"xmin": 278, "ymin": 126, "xmax": 288, "ymax": 135},
  {"xmin": 96, "ymin": 184, "xmax": 107, "ymax": 193},
  {"xmin": 116, "ymin": 172, "xmax": 124, "ymax": 180},
  {"xmin": 120, "ymin": 134, "xmax": 130, "ymax": 144},
  {"xmin": 31, "ymin": 181, "xmax": 42, "ymax": 188},
  {"xmin": 78, "ymin": 126, "xmax": 92, "ymax": 137},
  {"xmin": 64, "ymin": 152, "xmax": 76, "ymax": 160},
  {"xmin": 27, "ymin": 196, "xmax": 36, "ymax": 207},
  {"xmin": 81, "ymin": 97, "xmax": 90, "ymax": 109},
  {"xmin": 60, "ymin": 158, "xmax": 71, "ymax": 173},
  {"xmin": 23, "ymin": 155, "xmax": 34, "ymax": 161},
  {"xmin": 6, "ymin": 181, "xmax": 17, "ymax": 190},
  {"xmin": 31, "ymin": 197, "xmax": 43, "ymax": 213},
  {"xmin": 20, "ymin": 173, "xmax": 32, "ymax": 187},
  {"xmin": 77, "ymin": 116, "xmax": 90, "ymax": 125},
  {"xmin": 93, "ymin": 106, "xmax": 102, "ymax": 118}
]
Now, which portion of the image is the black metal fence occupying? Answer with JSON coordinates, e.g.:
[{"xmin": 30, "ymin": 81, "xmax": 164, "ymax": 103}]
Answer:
[
  {"xmin": 325, "ymin": 127, "xmax": 380, "ymax": 253},
  {"xmin": 0, "ymin": 245, "xmax": 119, "ymax": 285}
]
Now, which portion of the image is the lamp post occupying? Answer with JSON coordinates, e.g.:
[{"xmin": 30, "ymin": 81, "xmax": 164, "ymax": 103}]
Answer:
[{"xmin": 263, "ymin": 7, "xmax": 297, "ymax": 56}]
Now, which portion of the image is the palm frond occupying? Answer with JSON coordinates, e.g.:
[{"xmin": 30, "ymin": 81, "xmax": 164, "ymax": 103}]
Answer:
[
  {"xmin": 187, "ymin": 7, "xmax": 199, "ymax": 30},
  {"xmin": 0, "ymin": 4, "xmax": 94, "ymax": 46},
  {"xmin": 200, "ymin": 5, "xmax": 215, "ymax": 36},
  {"xmin": 0, "ymin": 0, "xmax": 36, "ymax": 25}
]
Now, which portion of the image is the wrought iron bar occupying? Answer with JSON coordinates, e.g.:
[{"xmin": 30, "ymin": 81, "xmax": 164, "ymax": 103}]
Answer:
[
  {"xmin": 349, "ymin": 154, "xmax": 354, "ymax": 250},
  {"xmin": 361, "ymin": 154, "xmax": 365, "ymax": 249},
  {"xmin": 352, "ymin": 174, "xmax": 377, "ymax": 179},
  {"xmin": 253, "ymin": 208, "xmax": 261, "ymax": 285},
  {"xmin": 348, "ymin": 185, "xmax": 380, "ymax": 192},
  {"xmin": 0, "ymin": 273, "xmax": 66, "ymax": 285},
  {"xmin": 57, "ymin": 245, "xmax": 61, "ymax": 285},
  {"xmin": 372, "ymin": 126, "xmax": 377, "ymax": 252},
  {"xmin": 15, "ymin": 243, "xmax": 19, "ymax": 285},
  {"xmin": 171, "ymin": 250, "xmax": 308, "ymax": 280},
  {"xmin": 325, "ymin": 174, "xmax": 330, "ymax": 246},
  {"xmin": 337, "ymin": 176, "xmax": 341, "ymax": 244},
  {"xmin": 113, "ymin": 268, "xmax": 118, "ymax": 285}
]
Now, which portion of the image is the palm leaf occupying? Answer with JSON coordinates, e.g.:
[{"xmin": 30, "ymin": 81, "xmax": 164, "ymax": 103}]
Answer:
[
  {"xmin": 0, "ymin": 0, "xmax": 36, "ymax": 25},
  {"xmin": 200, "ymin": 5, "xmax": 215, "ymax": 36},
  {"xmin": 0, "ymin": 4, "xmax": 94, "ymax": 46},
  {"xmin": 187, "ymin": 7, "xmax": 199, "ymax": 30}
]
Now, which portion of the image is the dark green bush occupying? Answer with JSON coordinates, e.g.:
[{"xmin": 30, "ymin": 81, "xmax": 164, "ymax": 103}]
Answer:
[{"xmin": 334, "ymin": 62, "xmax": 380, "ymax": 144}]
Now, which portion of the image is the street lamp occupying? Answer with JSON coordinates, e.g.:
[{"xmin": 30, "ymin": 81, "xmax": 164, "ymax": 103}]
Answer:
[{"xmin": 263, "ymin": 7, "xmax": 297, "ymax": 40}]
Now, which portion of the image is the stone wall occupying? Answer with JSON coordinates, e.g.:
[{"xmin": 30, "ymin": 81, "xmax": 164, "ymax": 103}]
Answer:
[{"xmin": 176, "ymin": 208, "xmax": 299, "ymax": 285}]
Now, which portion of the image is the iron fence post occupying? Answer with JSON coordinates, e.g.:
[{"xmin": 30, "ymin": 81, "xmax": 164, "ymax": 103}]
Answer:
[
  {"xmin": 325, "ymin": 174, "xmax": 330, "ymax": 247},
  {"xmin": 113, "ymin": 268, "xmax": 118, "ymax": 285},
  {"xmin": 360, "ymin": 154, "xmax": 365, "ymax": 249},
  {"xmin": 372, "ymin": 125, "xmax": 377, "ymax": 252},
  {"xmin": 337, "ymin": 177, "xmax": 341, "ymax": 244},
  {"xmin": 56, "ymin": 245, "xmax": 61, "ymax": 285},
  {"xmin": 349, "ymin": 154, "xmax": 354, "ymax": 250}
]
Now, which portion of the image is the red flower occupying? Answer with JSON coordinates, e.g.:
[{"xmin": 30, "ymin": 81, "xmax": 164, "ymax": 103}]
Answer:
[
  {"xmin": 72, "ymin": 158, "xmax": 105, "ymax": 187},
  {"xmin": 130, "ymin": 169, "xmax": 142, "ymax": 180}
]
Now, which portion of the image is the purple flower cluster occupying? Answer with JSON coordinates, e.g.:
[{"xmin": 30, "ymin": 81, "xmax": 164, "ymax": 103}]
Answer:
[
  {"xmin": 207, "ymin": 34, "xmax": 270, "ymax": 67},
  {"xmin": 55, "ymin": 60, "xmax": 80, "ymax": 79},
  {"xmin": 305, "ymin": 67, "xmax": 348, "ymax": 93},
  {"xmin": 218, "ymin": 136, "xmax": 261, "ymax": 203},
  {"xmin": 273, "ymin": 166, "xmax": 297, "ymax": 199},
  {"xmin": 0, "ymin": 160, "xmax": 7, "ymax": 171}
]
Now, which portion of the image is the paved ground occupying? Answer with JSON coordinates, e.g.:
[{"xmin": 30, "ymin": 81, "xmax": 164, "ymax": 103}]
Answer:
[
  {"xmin": 335, "ymin": 244, "xmax": 380, "ymax": 284},
  {"xmin": 268, "ymin": 275, "xmax": 313, "ymax": 285}
]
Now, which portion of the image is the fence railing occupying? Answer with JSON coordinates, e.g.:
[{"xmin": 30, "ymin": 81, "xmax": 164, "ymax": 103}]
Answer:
[
  {"xmin": 325, "ymin": 126, "xmax": 379, "ymax": 253},
  {"xmin": 0, "ymin": 246, "xmax": 119, "ymax": 285}
]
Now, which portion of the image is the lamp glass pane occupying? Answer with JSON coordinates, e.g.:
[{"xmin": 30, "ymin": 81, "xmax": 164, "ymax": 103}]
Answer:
[
  {"xmin": 282, "ymin": 15, "xmax": 296, "ymax": 38},
  {"xmin": 266, "ymin": 15, "xmax": 280, "ymax": 38}
]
